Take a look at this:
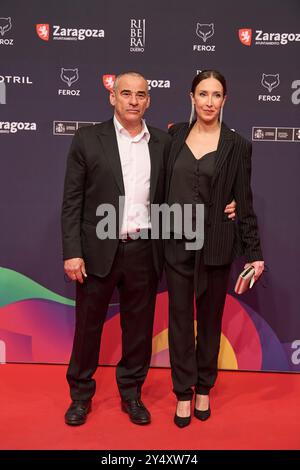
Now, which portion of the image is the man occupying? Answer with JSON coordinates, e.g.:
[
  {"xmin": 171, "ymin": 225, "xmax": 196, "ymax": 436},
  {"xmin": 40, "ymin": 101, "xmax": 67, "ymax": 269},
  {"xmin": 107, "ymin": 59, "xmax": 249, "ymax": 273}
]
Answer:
[
  {"xmin": 62, "ymin": 71, "xmax": 236, "ymax": 426},
  {"xmin": 62, "ymin": 72, "xmax": 170, "ymax": 426}
]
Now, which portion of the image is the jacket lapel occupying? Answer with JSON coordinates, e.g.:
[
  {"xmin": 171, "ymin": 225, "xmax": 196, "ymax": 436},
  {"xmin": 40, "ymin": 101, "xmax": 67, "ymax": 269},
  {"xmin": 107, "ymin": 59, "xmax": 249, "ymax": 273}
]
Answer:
[
  {"xmin": 96, "ymin": 119, "xmax": 125, "ymax": 195},
  {"xmin": 166, "ymin": 123, "xmax": 190, "ymax": 198},
  {"xmin": 211, "ymin": 123, "xmax": 234, "ymax": 187},
  {"xmin": 168, "ymin": 124, "xmax": 190, "ymax": 170}
]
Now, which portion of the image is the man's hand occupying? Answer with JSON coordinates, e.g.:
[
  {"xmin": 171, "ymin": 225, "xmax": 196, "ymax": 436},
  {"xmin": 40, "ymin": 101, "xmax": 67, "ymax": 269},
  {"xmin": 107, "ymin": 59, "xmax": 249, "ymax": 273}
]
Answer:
[
  {"xmin": 64, "ymin": 258, "xmax": 87, "ymax": 284},
  {"xmin": 224, "ymin": 199, "xmax": 236, "ymax": 220}
]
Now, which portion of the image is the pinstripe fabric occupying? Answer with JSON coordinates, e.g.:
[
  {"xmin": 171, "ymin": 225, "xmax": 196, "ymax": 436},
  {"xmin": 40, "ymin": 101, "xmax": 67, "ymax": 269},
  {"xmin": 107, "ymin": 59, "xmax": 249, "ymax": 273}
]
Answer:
[{"xmin": 167, "ymin": 122, "xmax": 263, "ymax": 265}]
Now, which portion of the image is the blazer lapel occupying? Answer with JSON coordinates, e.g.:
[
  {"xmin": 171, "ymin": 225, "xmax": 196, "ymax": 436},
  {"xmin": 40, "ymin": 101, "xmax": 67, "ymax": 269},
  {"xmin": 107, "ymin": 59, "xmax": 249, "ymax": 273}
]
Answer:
[
  {"xmin": 211, "ymin": 123, "xmax": 234, "ymax": 187},
  {"xmin": 168, "ymin": 124, "xmax": 190, "ymax": 170},
  {"xmin": 96, "ymin": 119, "xmax": 125, "ymax": 195},
  {"xmin": 166, "ymin": 124, "xmax": 190, "ymax": 199}
]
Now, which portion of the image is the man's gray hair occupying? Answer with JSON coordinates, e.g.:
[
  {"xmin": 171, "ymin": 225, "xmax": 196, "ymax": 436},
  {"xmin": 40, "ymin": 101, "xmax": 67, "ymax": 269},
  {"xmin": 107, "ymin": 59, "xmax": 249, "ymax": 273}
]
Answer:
[{"xmin": 113, "ymin": 71, "xmax": 148, "ymax": 92}]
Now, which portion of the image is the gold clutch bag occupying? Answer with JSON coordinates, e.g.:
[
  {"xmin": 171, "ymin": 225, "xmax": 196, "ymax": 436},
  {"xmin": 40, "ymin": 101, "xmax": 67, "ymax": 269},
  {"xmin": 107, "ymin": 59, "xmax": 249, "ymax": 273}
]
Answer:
[{"xmin": 234, "ymin": 266, "xmax": 256, "ymax": 294}]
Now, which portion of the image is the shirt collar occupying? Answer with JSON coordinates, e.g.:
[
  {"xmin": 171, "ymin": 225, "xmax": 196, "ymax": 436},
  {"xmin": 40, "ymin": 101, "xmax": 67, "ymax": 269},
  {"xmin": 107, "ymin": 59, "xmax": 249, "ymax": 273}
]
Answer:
[{"xmin": 113, "ymin": 115, "xmax": 150, "ymax": 143}]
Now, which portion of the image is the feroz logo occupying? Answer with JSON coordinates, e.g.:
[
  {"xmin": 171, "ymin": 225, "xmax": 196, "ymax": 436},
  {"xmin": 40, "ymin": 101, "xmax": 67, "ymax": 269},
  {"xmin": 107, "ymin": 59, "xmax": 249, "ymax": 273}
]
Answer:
[
  {"xmin": 0, "ymin": 17, "xmax": 13, "ymax": 45},
  {"xmin": 193, "ymin": 23, "xmax": 216, "ymax": 52},
  {"xmin": 102, "ymin": 74, "xmax": 116, "ymax": 91},
  {"xmin": 239, "ymin": 28, "xmax": 252, "ymax": 46},
  {"xmin": 258, "ymin": 73, "xmax": 280, "ymax": 102},
  {"xmin": 196, "ymin": 23, "xmax": 214, "ymax": 42},
  {"xmin": 0, "ymin": 17, "xmax": 12, "ymax": 35},
  {"xmin": 261, "ymin": 73, "xmax": 280, "ymax": 93},
  {"xmin": 36, "ymin": 24, "xmax": 49, "ymax": 41},
  {"xmin": 60, "ymin": 68, "xmax": 79, "ymax": 87},
  {"xmin": 58, "ymin": 68, "xmax": 80, "ymax": 96},
  {"xmin": 130, "ymin": 19, "xmax": 145, "ymax": 52}
]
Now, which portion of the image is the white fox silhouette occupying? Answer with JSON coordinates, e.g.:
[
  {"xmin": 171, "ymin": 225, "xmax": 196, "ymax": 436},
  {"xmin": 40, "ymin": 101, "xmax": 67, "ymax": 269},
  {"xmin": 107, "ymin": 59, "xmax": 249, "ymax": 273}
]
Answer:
[
  {"xmin": 261, "ymin": 73, "xmax": 280, "ymax": 93},
  {"xmin": 196, "ymin": 23, "xmax": 214, "ymax": 42},
  {"xmin": 60, "ymin": 68, "xmax": 79, "ymax": 88},
  {"xmin": 0, "ymin": 17, "xmax": 12, "ymax": 36}
]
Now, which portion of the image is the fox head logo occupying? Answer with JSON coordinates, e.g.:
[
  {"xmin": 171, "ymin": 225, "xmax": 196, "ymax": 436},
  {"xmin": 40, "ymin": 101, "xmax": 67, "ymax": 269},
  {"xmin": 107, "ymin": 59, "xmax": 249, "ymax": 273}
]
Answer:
[
  {"xmin": 60, "ymin": 68, "xmax": 79, "ymax": 87},
  {"xmin": 196, "ymin": 23, "xmax": 214, "ymax": 42},
  {"xmin": 261, "ymin": 73, "xmax": 280, "ymax": 93},
  {"xmin": 0, "ymin": 17, "xmax": 12, "ymax": 36},
  {"xmin": 102, "ymin": 75, "xmax": 116, "ymax": 91}
]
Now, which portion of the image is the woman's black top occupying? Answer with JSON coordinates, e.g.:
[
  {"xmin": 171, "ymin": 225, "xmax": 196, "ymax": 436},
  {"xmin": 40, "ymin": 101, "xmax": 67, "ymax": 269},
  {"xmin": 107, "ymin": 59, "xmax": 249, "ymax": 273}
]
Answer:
[{"xmin": 167, "ymin": 143, "xmax": 215, "ymax": 235}]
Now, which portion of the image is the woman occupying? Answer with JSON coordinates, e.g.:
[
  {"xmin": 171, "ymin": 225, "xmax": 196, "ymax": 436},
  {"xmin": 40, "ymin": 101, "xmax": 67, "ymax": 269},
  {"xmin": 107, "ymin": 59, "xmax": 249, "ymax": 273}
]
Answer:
[{"xmin": 165, "ymin": 70, "xmax": 264, "ymax": 427}]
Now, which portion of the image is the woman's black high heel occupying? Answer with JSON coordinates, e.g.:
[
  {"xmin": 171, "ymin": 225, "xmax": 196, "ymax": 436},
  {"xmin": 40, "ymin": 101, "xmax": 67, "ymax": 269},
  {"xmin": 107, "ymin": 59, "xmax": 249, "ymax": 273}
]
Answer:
[
  {"xmin": 194, "ymin": 394, "xmax": 211, "ymax": 421},
  {"xmin": 194, "ymin": 406, "xmax": 211, "ymax": 421},
  {"xmin": 174, "ymin": 401, "xmax": 191, "ymax": 428}
]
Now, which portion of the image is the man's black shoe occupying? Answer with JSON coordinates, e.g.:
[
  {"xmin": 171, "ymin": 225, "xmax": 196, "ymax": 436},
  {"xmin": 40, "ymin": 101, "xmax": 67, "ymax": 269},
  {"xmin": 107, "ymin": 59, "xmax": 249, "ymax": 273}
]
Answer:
[
  {"xmin": 121, "ymin": 398, "xmax": 151, "ymax": 425},
  {"xmin": 64, "ymin": 399, "xmax": 92, "ymax": 426}
]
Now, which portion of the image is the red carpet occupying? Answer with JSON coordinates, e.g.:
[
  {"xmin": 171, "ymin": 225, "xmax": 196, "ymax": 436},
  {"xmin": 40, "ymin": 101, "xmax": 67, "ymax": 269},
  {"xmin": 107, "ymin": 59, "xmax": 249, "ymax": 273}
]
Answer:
[{"xmin": 0, "ymin": 364, "xmax": 299, "ymax": 450}]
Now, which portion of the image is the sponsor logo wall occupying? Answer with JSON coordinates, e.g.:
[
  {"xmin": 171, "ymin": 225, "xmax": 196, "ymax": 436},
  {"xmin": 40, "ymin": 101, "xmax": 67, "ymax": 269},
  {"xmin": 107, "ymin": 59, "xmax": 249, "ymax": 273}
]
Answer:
[{"xmin": 0, "ymin": 0, "xmax": 299, "ymax": 372}]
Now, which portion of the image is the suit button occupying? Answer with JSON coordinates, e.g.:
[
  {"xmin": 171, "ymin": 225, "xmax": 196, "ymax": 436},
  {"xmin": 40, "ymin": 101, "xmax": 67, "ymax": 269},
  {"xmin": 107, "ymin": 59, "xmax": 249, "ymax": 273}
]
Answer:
[
  {"xmin": 206, "ymin": 222, "xmax": 211, "ymax": 227},
  {"xmin": 209, "ymin": 202, "xmax": 213, "ymax": 207}
]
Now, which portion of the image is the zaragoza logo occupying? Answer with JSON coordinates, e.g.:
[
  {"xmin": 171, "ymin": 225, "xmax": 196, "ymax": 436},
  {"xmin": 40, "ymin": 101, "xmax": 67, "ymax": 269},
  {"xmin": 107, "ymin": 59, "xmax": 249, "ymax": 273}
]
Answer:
[
  {"xmin": 36, "ymin": 24, "xmax": 49, "ymax": 41},
  {"xmin": 36, "ymin": 24, "xmax": 104, "ymax": 41},
  {"xmin": 102, "ymin": 75, "xmax": 116, "ymax": 91},
  {"xmin": 36, "ymin": 23, "xmax": 50, "ymax": 41},
  {"xmin": 239, "ymin": 28, "xmax": 252, "ymax": 46}
]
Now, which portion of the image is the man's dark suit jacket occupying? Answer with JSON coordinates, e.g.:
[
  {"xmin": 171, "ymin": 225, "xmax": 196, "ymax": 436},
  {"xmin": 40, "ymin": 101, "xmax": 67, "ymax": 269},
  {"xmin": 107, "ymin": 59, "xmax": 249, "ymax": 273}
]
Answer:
[
  {"xmin": 61, "ymin": 119, "xmax": 171, "ymax": 278},
  {"xmin": 167, "ymin": 122, "xmax": 263, "ymax": 265}
]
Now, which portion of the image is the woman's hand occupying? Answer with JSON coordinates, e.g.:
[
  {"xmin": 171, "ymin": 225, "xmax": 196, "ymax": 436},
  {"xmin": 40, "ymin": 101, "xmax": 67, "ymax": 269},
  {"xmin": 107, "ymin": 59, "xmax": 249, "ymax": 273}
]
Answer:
[{"xmin": 244, "ymin": 261, "xmax": 264, "ymax": 283}]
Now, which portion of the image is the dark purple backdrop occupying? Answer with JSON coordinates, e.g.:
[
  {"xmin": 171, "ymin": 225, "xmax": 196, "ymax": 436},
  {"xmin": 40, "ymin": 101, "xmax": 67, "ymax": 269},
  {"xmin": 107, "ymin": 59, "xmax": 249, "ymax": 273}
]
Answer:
[{"xmin": 1, "ymin": 0, "xmax": 299, "ymax": 370}]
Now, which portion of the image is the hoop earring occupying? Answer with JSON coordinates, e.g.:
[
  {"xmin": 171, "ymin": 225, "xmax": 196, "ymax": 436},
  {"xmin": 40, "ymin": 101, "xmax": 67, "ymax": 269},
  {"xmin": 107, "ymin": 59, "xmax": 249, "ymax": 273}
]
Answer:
[
  {"xmin": 189, "ymin": 103, "xmax": 195, "ymax": 126},
  {"xmin": 219, "ymin": 106, "xmax": 224, "ymax": 124}
]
